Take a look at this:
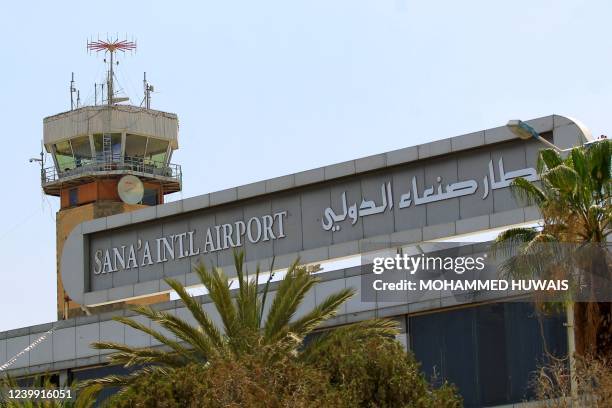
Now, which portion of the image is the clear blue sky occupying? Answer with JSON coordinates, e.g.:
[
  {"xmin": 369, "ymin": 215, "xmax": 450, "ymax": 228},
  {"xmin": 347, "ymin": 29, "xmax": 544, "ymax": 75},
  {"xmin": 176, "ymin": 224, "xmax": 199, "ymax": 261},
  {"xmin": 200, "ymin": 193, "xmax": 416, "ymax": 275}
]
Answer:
[{"xmin": 1, "ymin": 0, "xmax": 611, "ymax": 331}]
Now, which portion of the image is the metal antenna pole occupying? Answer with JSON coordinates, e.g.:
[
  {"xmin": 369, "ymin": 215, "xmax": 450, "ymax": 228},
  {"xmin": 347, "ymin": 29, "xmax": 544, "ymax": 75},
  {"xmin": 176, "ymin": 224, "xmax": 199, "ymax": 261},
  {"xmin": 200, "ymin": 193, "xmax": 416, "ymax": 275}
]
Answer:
[
  {"xmin": 143, "ymin": 72, "xmax": 152, "ymax": 109},
  {"xmin": 108, "ymin": 50, "xmax": 114, "ymax": 105},
  {"xmin": 94, "ymin": 83, "xmax": 97, "ymax": 105},
  {"xmin": 143, "ymin": 72, "xmax": 147, "ymax": 108},
  {"xmin": 70, "ymin": 72, "xmax": 75, "ymax": 110},
  {"xmin": 39, "ymin": 140, "xmax": 44, "ymax": 173}
]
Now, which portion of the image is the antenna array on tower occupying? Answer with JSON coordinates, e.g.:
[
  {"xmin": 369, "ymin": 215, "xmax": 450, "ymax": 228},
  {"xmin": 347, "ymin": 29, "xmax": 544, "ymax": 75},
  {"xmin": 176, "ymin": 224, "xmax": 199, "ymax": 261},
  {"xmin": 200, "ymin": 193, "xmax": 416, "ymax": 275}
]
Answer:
[
  {"xmin": 68, "ymin": 36, "xmax": 156, "ymax": 110},
  {"xmin": 86, "ymin": 36, "xmax": 137, "ymax": 106}
]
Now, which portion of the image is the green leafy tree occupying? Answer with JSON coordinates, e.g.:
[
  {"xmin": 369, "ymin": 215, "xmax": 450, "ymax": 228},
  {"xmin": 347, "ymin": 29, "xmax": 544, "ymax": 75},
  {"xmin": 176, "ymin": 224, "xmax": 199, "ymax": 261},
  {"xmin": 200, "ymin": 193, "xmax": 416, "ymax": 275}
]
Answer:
[
  {"xmin": 311, "ymin": 333, "xmax": 462, "ymax": 407},
  {"xmin": 103, "ymin": 335, "xmax": 462, "ymax": 408},
  {"xmin": 493, "ymin": 140, "xmax": 611, "ymax": 356},
  {"xmin": 104, "ymin": 353, "xmax": 344, "ymax": 407},
  {"xmin": 82, "ymin": 252, "xmax": 397, "ymax": 396}
]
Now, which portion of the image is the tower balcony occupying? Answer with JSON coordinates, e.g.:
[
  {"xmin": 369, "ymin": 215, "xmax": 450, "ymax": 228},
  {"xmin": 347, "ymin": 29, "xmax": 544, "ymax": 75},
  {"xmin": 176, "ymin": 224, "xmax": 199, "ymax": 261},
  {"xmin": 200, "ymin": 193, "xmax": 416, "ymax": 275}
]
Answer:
[{"xmin": 41, "ymin": 156, "xmax": 182, "ymax": 196}]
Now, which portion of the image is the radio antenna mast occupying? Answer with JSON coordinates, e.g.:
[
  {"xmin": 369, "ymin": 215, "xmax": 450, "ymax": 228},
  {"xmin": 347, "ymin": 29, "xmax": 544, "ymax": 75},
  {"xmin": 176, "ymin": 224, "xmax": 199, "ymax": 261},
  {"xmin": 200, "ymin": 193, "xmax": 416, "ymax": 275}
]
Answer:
[
  {"xmin": 143, "ymin": 72, "xmax": 154, "ymax": 109},
  {"xmin": 70, "ymin": 73, "xmax": 77, "ymax": 110},
  {"xmin": 87, "ymin": 36, "xmax": 137, "ymax": 105}
]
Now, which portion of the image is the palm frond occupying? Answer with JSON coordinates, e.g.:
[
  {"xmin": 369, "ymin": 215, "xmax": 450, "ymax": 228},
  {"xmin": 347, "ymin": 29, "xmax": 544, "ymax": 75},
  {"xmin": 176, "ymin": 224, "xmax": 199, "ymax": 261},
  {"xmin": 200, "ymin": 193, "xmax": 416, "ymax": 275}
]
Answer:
[
  {"xmin": 91, "ymin": 342, "xmax": 188, "ymax": 368},
  {"xmin": 106, "ymin": 351, "xmax": 186, "ymax": 368},
  {"xmin": 163, "ymin": 278, "xmax": 224, "ymax": 349},
  {"xmin": 510, "ymin": 177, "xmax": 546, "ymax": 207},
  {"xmin": 74, "ymin": 384, "xmax": 102, "ymax": 408},
  {"xmin": 537, "ymin": 148, "xmax": 563, "ymax": 173},
  {"xmin": 586, "ymin": 139, "xmax": 611, "ymax": 186},
  {"xmin": 288, "ymin": 287, "xmax": 355, "ymax": 339},
  {"xmin": 140, "ymin": 307, "xmax": 216, "ymax": 358},
  {"xmin": 491, "ymin": 227, "xmax": 539, "ymax": 258},
  {"xmin": 79, "ymin": 366, "xmax": 169, "ymax": 392},
  {"xmin": 569, "ymin": 147, "xmax": 589, "ymax": 183},
  {"xmin": 112, "ymin": 315, "xmax": 196, "ymax": 362},
  {"xmin": 194, "ymin": 263, "xmax": 239, "ymax": 340},
  {"xmin": 128, "ymin": 305, "xmax": 217, "ymax": 359},
  {"xmin": 263, "ymin": 264, "xmax": 318, "ymax": 340},
  {"xmin": 542, "ymin": 164, "xmax": 579, "ymax": 194},
  {"xmin": 234, "ymin": 250, "xmax": 261, "ymax": 331},
  {"xmin": 258, "ymin": 256, "xmax": 277, "ymax": 328}
]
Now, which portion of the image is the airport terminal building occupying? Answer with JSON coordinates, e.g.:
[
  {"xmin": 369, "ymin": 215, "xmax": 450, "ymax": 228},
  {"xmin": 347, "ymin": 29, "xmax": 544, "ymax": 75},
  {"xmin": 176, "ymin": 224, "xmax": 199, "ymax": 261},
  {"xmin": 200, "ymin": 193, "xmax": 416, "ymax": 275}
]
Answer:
[{"xmin": 0, "ymin": 105, "xmax": 592, "ymax": 406}]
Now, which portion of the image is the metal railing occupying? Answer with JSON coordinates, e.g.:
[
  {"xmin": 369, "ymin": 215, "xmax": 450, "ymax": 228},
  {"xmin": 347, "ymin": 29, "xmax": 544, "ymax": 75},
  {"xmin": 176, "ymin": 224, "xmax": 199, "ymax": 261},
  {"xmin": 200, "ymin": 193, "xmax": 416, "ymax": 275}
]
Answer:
[{"xmin": 41, "ymin": 155, "xmax": 182, "ymax": 185}]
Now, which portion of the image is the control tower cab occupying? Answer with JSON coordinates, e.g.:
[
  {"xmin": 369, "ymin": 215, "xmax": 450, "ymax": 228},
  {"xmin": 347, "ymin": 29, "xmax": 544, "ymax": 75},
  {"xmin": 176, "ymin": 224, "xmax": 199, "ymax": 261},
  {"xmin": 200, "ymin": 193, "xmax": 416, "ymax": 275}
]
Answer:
[{"xmin": 42, "ymin": 105, "xmax": 181, "ymax": 208}]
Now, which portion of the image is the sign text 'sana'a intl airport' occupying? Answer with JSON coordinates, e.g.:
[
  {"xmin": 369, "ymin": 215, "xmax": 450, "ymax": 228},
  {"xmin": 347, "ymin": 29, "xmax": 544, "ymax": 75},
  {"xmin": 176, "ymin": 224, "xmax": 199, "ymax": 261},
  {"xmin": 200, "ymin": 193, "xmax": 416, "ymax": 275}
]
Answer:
[{"xmin": 0, "ymin": 42, "xmax": 595, "ymax": 406}]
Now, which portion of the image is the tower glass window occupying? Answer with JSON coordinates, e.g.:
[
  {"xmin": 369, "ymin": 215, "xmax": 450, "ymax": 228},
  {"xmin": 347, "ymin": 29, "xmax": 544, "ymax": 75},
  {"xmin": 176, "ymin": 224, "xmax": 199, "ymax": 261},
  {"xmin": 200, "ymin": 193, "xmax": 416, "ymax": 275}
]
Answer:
[
  {"xmin": 70, "ymin": 136, "xmax": 93, "ymax": 166},
  {"xmin": 125, "ymin": 134, "xmax": 147, "ymax": 158},
  {"xmin": 144, "ymin": 138, "xmax": 169, "ymax": 167},
  {"xmin": 54, "ymin": 140, "xmax": 75, "ymax": 171},
  {"xmin": 93, "ymin": 133, "xmax": 122, "ymax": 161}
]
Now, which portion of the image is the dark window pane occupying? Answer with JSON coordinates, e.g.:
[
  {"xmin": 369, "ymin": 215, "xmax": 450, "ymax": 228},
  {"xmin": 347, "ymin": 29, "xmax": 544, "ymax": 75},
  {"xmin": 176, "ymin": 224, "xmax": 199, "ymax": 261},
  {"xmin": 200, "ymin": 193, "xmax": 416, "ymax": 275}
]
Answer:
[
  {"xmin": 71, "ymin": 364, "xmax": 134, "ymax": 405},
  {"xmin": 409, "ymin": 303, "xmax": 567, "ymax": 407},
  {"xmin": 504, "ymin": 303, "xmax": 567, "ymax": 401},
  {"xmin": 477, "ymin": 304, "xmax": 509, "ymax": 406},
  {"xmin": 69, "ymin": 188, "xmax": 78, "ymax": 206},
  {"xmin": 142, "ymin": 188, "xmax": 158, "ymax": 206},
  {"xmin": 411, "ymin": 308, "xmax": 479, "ymax": 406},
  {"xmin": 125, "ymin": 134, "xmax": 147, "ymax": 158}
]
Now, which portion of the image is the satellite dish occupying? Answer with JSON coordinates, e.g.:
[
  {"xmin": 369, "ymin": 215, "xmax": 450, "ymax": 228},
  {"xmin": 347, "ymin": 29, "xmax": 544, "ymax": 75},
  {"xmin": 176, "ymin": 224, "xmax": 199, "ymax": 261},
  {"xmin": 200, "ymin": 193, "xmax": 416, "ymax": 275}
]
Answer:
[{"xmin": 118, "ymin": 175, "xmax": 144, "ymax": 204}]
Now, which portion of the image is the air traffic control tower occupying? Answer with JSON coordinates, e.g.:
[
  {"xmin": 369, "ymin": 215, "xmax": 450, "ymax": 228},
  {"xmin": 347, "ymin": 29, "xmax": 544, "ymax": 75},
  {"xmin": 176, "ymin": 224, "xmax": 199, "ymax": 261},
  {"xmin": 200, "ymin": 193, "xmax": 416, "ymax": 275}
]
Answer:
[{"xmin": 41, "ymin": 39, "xmax": 181, "ymax": 319}]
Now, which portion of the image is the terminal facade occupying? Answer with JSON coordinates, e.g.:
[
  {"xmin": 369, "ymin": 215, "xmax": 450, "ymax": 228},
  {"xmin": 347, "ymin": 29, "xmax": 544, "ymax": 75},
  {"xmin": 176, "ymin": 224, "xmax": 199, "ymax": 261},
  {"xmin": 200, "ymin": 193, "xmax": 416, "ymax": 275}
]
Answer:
[{"xmin": 0, "ymin": 53, "xmax": 594, "ymax": 406}]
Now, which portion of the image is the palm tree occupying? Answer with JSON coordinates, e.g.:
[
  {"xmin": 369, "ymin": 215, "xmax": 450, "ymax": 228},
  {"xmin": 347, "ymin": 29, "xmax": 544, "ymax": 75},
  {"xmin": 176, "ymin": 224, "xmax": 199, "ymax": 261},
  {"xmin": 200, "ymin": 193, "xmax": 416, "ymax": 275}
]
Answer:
[
  {"xmin": 493, "ymin": 139, "xmax": 611, "ymax": 357},
  {"xmin": 82, "ymin": 252, "xmax": 397, "ymax": 393}
]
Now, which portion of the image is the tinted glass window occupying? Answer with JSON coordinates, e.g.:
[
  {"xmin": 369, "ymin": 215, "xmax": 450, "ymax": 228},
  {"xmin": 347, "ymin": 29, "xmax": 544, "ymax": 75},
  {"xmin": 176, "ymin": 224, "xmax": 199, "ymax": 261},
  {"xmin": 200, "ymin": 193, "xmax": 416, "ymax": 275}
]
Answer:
[
  {"xmin": 93, "ymin": 133, "xmax": 122, "ymax": 160},
  {"xmin": 70, "ymin": 136, "xmax": 92, "ymax": 165},
  {"xmin": 145, "ymin": 138, "xmax": 168, "ymax": 167},
  {"xmin": 69, "ymin": 188, "xmax": 78, "ymax": 206},
  {"xmin": 125, "ymin": 134, "xmax": 147, "ymax": 158},
  {"xmin": 142, "ymin": 188, "xmax": 158, "ymax": 206},
  {"xmin": 54, "ymin": 141, "xmax": 74, "ymax": 171},
  {"xmin": 409, "ymin": 303, "xmax": 567, "ymax": 407}
]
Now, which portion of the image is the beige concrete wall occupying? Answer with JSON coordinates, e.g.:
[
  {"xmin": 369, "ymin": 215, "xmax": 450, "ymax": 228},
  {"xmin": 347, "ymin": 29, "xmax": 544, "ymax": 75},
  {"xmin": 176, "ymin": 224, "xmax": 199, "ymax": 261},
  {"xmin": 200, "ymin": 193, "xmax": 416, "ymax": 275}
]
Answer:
[
  {"xmin": 43, "ymin": 105, "xmax": 178, "ymax": 147},
  {"xmin": 56, "ymin": 201, "xmax": 168, "ymax": 319}
]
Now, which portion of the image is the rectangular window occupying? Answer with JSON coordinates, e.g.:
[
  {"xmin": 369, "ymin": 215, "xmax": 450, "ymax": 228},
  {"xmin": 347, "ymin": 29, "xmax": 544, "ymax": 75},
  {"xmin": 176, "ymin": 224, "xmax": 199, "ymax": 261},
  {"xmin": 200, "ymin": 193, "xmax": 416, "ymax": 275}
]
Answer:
[
  {"xmin": 70, "ymin": 136, "xmax": 93, "ymax": 166},
  {"xmin": 111, "ymin": 134, "xmax": 122, "ymax": 160},
  {"xmin": 69, "ymin": 188, "xmax": 78, "ymax": 207},
  {"xmin": 144, "ymin": 138, "xmax": 169, "ymax": 167},
  {"xmin": 54, "ymin": 141, "xmax": 75, "ymax": 171},
  {"xmin": 93, "ymin": 133, "xmax": 122, "ymax": 161},
  {"xmin": 142, "ymin": 188, "xmax": 158, "ymax": 206},
  {"xmin": 409, "ymin": 303, "xmax": 567, "ymax": 407},
  {"xmin": 125, "ymin": 134, "xmax": 148, "ymax": 158}
]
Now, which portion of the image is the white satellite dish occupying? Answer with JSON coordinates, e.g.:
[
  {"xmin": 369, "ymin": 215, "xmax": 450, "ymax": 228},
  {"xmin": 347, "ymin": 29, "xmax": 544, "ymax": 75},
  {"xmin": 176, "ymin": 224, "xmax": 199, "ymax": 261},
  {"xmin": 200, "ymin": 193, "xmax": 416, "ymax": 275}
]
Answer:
[{"xmin": 118, "ymin": 175, "xmax": 144, "ymax": 205}]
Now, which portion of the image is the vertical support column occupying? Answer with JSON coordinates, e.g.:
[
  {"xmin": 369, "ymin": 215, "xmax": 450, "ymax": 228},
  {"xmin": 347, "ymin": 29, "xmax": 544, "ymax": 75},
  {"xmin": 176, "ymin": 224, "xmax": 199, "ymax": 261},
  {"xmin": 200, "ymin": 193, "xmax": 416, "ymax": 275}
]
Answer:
[
  {"xmin": 59, "ymin": 370, "xmax": 68, "ymax": 386},
  {"xmin": 566, "ymin": 302, "xmax": 578, "ymax": 399}
]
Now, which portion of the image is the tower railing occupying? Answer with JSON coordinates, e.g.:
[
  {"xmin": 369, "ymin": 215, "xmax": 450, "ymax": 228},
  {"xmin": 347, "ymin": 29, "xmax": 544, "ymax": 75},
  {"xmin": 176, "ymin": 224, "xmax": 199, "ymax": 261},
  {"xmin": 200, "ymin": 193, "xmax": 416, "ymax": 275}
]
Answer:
[{"xmin": 41, "ymin": 156, "xmax": 182, "ymax": 185}]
